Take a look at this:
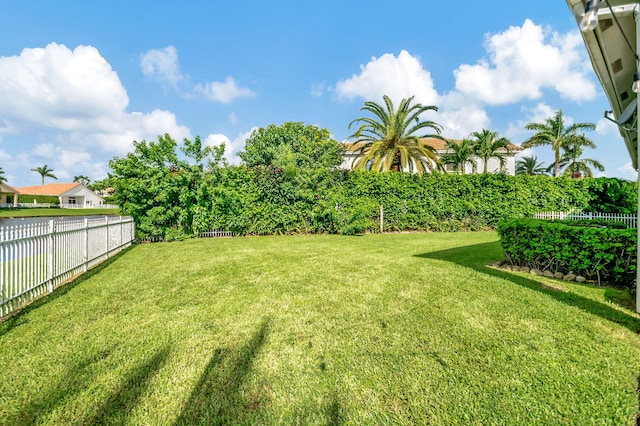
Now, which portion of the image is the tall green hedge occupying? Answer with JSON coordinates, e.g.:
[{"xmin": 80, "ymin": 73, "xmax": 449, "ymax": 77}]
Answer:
[
  {"xmin": 17, "ymin": 194, "xmax": 60, "ymax": 205},
  {"xmin": 188, "ymin": 168, "xmax": 597, "ymax": 236},
  {"xmin": 109, "ymin": 141, "xmax": 637, "ymax": 240}
]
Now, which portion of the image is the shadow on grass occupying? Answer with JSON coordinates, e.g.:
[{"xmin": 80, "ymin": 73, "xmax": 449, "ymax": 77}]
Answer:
[
  {"xmin": 6, "ymin": 345, "xmax": 117, "ymax": 425},
  {"xmin": 325, "ymin": 392, "xmax": 343, "ymax": 426},
  {"xmin": 0, "ymin": 245, "xmax": 136, "ymax": 337},
  {"xmin": 6, "ymin": 343, "xmax": 170, "ymax": 425},
  {"xmin": 416, "ymin": 241, "xmax": 640, "ymax": 334},
  {"xmin": 174, "ymin": 318, "xmax": 270, "ymax": 425},
  {"xmin": 82, "ymin": 346, "xmax": 171, "ymax": 425}
]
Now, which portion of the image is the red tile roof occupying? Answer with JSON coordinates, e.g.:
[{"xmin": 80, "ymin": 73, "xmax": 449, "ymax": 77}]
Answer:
[{"xmin": 16, "ymin": 183, "xmax": 81, "ymax": 196}]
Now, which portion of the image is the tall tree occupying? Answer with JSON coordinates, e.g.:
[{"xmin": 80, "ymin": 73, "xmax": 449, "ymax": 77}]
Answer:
[
  {"xmin": 516, "ymin": 155, "xmax": 547, "ymax": 175},
  {"xmin": 560, "ymin": 145, "xmax": 604, "ymax": 178},
  {"xmin": 238, "ymin": 122, "xmax": 342, "ymax": 169},
  {"xmin": 440, "ymin": 139, "xmax": 477, "ymax": 174},
  {"xmin": 0, "ymin": 167, "xmax": 6, "ymax": 185},
  {"xmin": 522, "ymin": 109, "xmax": 596, "ymax": 177},
  {"xmin": 73, "ymin": 175, "xmax": 91, "ymax": 186},
  {"xmin": 31, "ymin": 165, "xmax": 57, "ymax": 185},
  {"xmin": 348, "ymin": 95, "xmax": 444, "ymax": 175},
  {"xmin": 470, "ymin": 129, "xmax": 511, "ymax": 173}
]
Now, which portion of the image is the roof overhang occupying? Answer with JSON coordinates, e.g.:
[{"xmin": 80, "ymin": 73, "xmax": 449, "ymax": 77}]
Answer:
[{"xmin": 566, "ymin": 0, "xmax": 639, "ymax": 168}]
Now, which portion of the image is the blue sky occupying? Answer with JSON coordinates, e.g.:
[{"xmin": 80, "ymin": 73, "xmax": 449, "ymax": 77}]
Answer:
[{"xmin": 0, "ymin": 0, "xmax": 633, "ymax": 186}]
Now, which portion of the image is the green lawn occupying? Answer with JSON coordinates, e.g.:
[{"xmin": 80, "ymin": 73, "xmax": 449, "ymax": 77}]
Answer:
[
  {"xmin": 1, "ymin": 232, "xmax": 639, "ymax": 425},
  {"xmin": 0, "ymin": 208, "xmax": 120, "ymax": 218}
]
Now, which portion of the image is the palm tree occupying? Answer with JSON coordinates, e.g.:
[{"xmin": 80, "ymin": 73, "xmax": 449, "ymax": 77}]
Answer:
[
  {"xmin": 348, "ymin": 95, "xmax": 444, "ymax": 175},
  {"xmin": 31, "ymin": 165, "xmax": 57, "ymax": 185},
  {"xmin": 522, "ymin": 109, "xmax": 596, "ymax": 177},
  {"xmin": 73, "ymin": 175, "xmax": 90, "ymax": 186},
  {"xmin": 0, "ymin": 167, "xmax": 6, "ymax": 185},
  {"xmin": 470, "ymin": 129, "xmax": 512, "ymax": 173},
  {"xmin": 515, "ymin": 155, "xmax": 548, "ymax": 175},
  {"xmin": 440, "ymin": 139, "xmax": 477, "ymax": 174},
  {"xmin": 560, "ymin": 145, "xmax": 604, "ymax": 178}
]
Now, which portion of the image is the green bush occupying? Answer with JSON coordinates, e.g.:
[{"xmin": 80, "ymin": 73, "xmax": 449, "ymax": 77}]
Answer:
[{"xmin": 497, "ymin": 218, "xmax": 636, "ymax": 288}]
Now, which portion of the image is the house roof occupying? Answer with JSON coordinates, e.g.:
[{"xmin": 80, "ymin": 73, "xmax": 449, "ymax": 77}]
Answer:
[
  {"xmin": 17, "ymin": 183, "xmax": 82, "ymax": 196},
  {"xmin": 0, "ymin": 183, "xmax": 19, "ymax": 194},
  {"xmin": 565, "ymin": 0, "xmax": 637, "ymax": 167},
  {"xmin": 344, "ymin": 137, "xmax": 524, "ymax": 153}
]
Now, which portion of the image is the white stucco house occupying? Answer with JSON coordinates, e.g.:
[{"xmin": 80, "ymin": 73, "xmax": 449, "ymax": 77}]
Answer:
[
  {"xmin": 0, "ymin": 183, "xmax": 19, "ymax": 207},
  {"xmin": 16, "ymin": 183, "xmax": 105, "ymax": 208},
  {"xmin": 340, "ymin": 138, "xmax": 524, "ymax": 175}
]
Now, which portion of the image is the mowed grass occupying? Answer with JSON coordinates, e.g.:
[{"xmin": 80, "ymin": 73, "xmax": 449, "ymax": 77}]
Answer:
[
  {"xmin": 0, "ymin": 208, "xmax": 119, "ymax": 218},
  {"xmin": 1, "ymin": 232, "xmax": 639, "ymax": 425}
]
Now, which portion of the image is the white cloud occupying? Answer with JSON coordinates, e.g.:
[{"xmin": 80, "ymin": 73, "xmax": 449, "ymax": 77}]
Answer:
[
  {"xmin": 32, "ymin": 143, "xmax": 56, "ymax": 158},
  {"xmin": 193, "ymin": 76, "xmax": 255, "ymax": 104},
  {"xmin": 140, "ymin": 46, "xmax": 255, "ymax": 104},
  {"xmin": 335, "ymin": 50, "xmax": 439, "ymax": 106},
  {"xmin": 0, "ymin": 42, "xmax": 192, "ymax": 162},
  {"xmin": 504, "ymin": 102, "xmax": 556, "ymax": 142},
  {"xmin": 0, "ymin": 43, "xmax": 129, "ymax": 131},
  {"xmin": 91, "ymin": 109, "xmax": 191, "ymax": 155},
  {"xmin": 454, "ymin": 19, "xmax": 596, "ymax": 104},
  {"xmin": 311, "ymin": 81, "xmax": 326, "ymax": 97},
  {"xmin": 140, "ymin": 45, "xmax": 184, "ymax": 87},
  {"xmin": 229, "ymin": 112, "xmax": 239, "ymax": 125},
  {"xmin": 204, "ymin": 128, "xmax": 257, "ymax": 165},
  {"xmin": 595, "ymin": 117, "xmax": 618, "ymax": 135},
  {"xmin": 618, "ymin": 162, "xmax": 637, "ymax": 181},
  {"xmin": 438, "ymin": 92, "xmax": 490, "ymax": 138}
]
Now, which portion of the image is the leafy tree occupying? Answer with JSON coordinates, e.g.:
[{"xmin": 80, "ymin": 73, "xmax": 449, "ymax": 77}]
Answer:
[
  {"xmin": 470, "ymin": 129, "xmax": 511, "ymax": 173},
  {"xmin": 238, "ymin": 122, "xmax": 342, "ymax": 169},
  {"xmin": 0, "ymin": 167, "xmax": 6, "ymax": 185},
  {"xmin": 181, "ymin": 136, "xmax": 227, "ymax": 170},
  {"xmin": 440, "ymin": 139, "xmax": 477, "ymax": 174},
  {"xmin": 523, "ymin": 109, "xmax": 596, "ymax": 177},
  {"xmin": 516, "ymin": 155, "xmax": 547, "ymax": 175},
  {"xmin": 73, "ymin": 175, "xmax": 90, "ymax": 186},
  {"xmin": 31, "ymin": 165, "xmax": 57, "ymax": 185},
  {"xmin": 90, "ymin": 177, "xmax": 112, "ymax": 192},
  {"xmin": 560, "ymin": 145, "xmax": 604, "ymax": 178},
  {"xmin": 583, "ymin": 177, "xmax": 637, "ymax": 213},
  {"xmin": 348, "ymin": 95, "xmax": 444, "ymax": 175}
]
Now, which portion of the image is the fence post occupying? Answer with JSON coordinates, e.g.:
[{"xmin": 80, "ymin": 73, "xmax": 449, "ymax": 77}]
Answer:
[
  {"xmin": 380, "ymin": 205, "xmax": 384, "ymax": 234},
  {"xmin": 83, "ymin": 218, "xmax": 89, "ymax": 272},
  {"xmin": 47, "ymin": 220, "xmax": 55, "ymax": 293},
  {"xmin": 105, "ymin": 217, "xmax": 110, "ymax": 259}
]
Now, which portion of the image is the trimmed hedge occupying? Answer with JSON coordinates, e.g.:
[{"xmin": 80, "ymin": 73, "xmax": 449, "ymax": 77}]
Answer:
[
  {"xmin": 17, "ymin": 194, "xmax": 60, "ymax": 205},
  {"xmin": 497, "ymin": 218, "xmax": 636, "ymax": 288},
  {"xmin": 201, "ymin": 168, "xmax": 597, "ymax": 236}
]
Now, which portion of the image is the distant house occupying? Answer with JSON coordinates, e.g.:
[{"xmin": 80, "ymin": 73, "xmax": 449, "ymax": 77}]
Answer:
[
  {"xmin": 16, "ymin": 183, "xmax": 105, "ymax": 208},
  {"xmin": 0, "ymin": 183, "xmax": 19, "ymax": 207},
  {"xmin": 341, "ymin": 137, "xmax": 524, "ymax": 175}
]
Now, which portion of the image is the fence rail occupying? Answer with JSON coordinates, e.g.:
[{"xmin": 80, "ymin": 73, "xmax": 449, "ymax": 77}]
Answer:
[
  {"xmin": 533, "ymin": 211, "xmax": 637, "ymax": 228},
  {"xmin": 0, "ymin": 216, "xmax": 135, "ymax": 317}
]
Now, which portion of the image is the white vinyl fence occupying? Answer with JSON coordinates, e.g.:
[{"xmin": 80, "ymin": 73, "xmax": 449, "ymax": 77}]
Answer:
[
  {"xmin": 533, "ymin": 211, "xmax": 637, "ymax": 228},
  {"xmin": 0, "ymin": 216, "xmax": 135, "ymax": 317}
]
